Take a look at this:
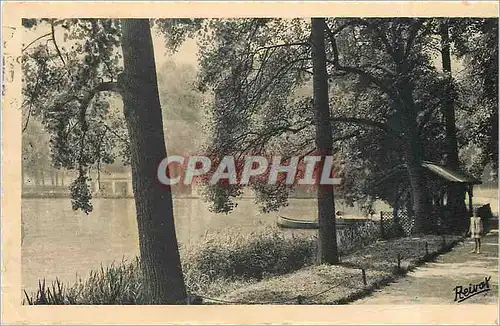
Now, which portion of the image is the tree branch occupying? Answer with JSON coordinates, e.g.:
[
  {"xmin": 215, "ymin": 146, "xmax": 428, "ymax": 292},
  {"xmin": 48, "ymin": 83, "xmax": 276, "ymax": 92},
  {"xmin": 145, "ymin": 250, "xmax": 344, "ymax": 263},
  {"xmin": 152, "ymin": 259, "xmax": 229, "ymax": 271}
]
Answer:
[
  {"xmin": 327, "ymin": 19, "xmax": 394, "ymax": 59},
  {"xmin": 22, "ymin": 106, "xmax": 32, "ymax": 133},
  {"xmin": 251, "ymin": 42, "xmax": 308, "ymax": 55},
  {"xmin": 51, "ymin": 22, "xmax": 67, "ymax": 68},
  {"xmin": 330, "ymin": 116, "xmax": 400, "ymax": 138},
  {"xmin": 248, "ymin": 53, "xmax": 311, "ymax": 111},
  {"xmin": 363, "ymin": 20, "xmax": 395, "ymax": 57},
  {"xmin": 103, "ymin": 123, "xmax": 128, "ymax": 143},
  {"xmin": 359, "ymin": 63, "xmax": 396, "ymax": 77},
  {"xmin": 77, "ymin": 81, "xmax": 121, "ymax": 108},
  {"xmin": 22, "ymin": 32, "xmax": 52, "ymax": 52},
  {"xmin": 404, "ymin": 19, "xmax": 424, "ymax": 59},
  {"xmin": 326, "ymin": 20, "xmax": 357, "ymax": 36},
  {"xmin": 332, "ymin": 131, "xmax": 361, "ymax": 142},
  {"xmin": 325, "ymin": 25, "xmax": 392, "ymax": 95},
  {"xmin": 95, "ymin": 81, "xmax": 121, "ymax": 93},
  {"xmin": 22, "ymin": 64, "xmax": 46, "ymax": 133},
  {"xmin": 417, "ymin": 105, "xmax": 439, "ymax": 135}
]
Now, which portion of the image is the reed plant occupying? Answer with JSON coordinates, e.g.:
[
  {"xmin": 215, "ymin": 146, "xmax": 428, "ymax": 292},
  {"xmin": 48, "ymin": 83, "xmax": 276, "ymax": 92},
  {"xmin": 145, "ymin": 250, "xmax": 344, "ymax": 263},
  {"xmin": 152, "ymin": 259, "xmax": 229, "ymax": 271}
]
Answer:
[{"xmin": 24, "ymin": 223, "xmax": 381, "ymax": 304}]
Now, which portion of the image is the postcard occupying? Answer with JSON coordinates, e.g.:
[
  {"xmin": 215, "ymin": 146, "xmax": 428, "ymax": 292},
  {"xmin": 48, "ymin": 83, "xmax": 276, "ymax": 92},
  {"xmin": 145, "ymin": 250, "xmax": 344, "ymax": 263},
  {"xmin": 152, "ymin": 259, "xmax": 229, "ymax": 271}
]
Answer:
[{"xmin": 2, "ymin": 1, "xmax": 499, "ymax": 324}]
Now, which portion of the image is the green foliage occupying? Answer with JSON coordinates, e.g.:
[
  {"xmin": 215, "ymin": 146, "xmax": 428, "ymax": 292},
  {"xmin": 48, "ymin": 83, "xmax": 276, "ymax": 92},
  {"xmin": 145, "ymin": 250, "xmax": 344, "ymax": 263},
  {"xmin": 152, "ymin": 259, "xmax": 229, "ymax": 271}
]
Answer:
[
  {"xmin": 23, "ymin": 279, "xmax": 75, "ymax": 305},
  {"xmin": 24, "ymin": 259, "xmax": 144, "ymax": 305},
  {"xmin": 22, "ymin": 19, "xmax": 129, "ymax": 212},
  {"xmin": 197, "ymin": 19, "xmax": 314, "ymax": 212},
  {"xmin": 182, "ymin": 227, "xmax": 316, "ymax": 286},
  {"xmin": 197, "ymin": 18, "xmax": 446, "ymax": 214},
  {"xmin": 22, "ymin": 18, "xmax": 208, "ymax": 212},
  {"xmin": 157, "ymin": 60, "xmax": 205, "ymax": 157},
  {"xmin": 453, "ymin": 19, "xmax": 499, "ymax": 180},
  {"xmin": 197, "ymin": 17, "xmax": 498, "ymax": 216},
  {"xmin": 22, "ymin": 119, "xmax": 51, "ymax": 179},
  {"xmin": 155, "ymin": 19, "xmax": 203, "ymax": 52},
  {"xmin": 69, "ymin": 172, "xmax": 93, "ymax": 213}
]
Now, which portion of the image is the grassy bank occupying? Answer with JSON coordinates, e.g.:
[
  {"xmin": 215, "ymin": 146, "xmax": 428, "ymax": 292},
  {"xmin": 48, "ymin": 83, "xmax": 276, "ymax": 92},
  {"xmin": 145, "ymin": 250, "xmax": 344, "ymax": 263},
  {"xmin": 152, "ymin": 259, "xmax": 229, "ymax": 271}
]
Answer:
[
  {"xmin": 23, "ymin": 222, "xmax": 459, "ymax": 305},
  {"xmin": 215, "ymin": 235, "xmax": 462, "ymax": 304},
  {"xmin": 24, "ymin": 222, "xmax": 383, "ymax": 305}
]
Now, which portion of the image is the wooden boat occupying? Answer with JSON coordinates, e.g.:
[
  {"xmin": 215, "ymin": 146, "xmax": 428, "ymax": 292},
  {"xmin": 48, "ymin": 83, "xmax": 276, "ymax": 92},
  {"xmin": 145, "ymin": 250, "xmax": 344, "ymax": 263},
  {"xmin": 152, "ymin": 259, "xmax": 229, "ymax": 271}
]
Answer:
[
  {"xmin": 277, "ymin": 215, "xmax": 319, "ymax": 229},
  {"xmin": 276, "ymin": 215, "xmax": 370, "ymax": 230}
]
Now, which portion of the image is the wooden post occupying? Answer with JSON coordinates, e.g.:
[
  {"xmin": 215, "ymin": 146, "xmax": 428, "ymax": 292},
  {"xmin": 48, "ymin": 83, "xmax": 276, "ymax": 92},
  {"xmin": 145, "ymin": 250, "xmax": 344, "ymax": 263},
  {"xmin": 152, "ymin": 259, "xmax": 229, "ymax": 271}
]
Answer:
[
  {"xmin": 468, "ymin": 185, "xmax": 474, "ymax": 217},
  {"xmin": 361, "ymin": 268, "xmax": 367, "ymax": 286},
  {"xmin": 425, "ymin": 242, "xmax": 429, "ymax": 255},
  {"xmin": 397, "ymin": 253, "xmax": 401, "ymax": 269},
  {"xmin": 380, "ymin": 212, "xmax": 384, "ymax": 239}
]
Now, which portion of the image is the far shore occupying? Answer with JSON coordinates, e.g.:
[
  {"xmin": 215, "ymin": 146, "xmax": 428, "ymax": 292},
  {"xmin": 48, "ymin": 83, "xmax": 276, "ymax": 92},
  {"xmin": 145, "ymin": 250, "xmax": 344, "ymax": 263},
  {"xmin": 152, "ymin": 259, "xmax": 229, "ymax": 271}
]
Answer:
[{"xmin": 21, "ymin": 193, "xmax": 317, "ymax": 200}]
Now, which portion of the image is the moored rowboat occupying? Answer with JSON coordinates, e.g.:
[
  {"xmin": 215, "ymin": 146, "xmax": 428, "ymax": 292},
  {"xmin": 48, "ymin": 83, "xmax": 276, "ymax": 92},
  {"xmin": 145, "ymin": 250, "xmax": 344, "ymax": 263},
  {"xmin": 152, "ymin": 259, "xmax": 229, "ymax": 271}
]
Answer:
[
  {"xmin": 277, "ymin": 215, "xmax": 319, "ymax": 229},
  {"xmin": 276, "ymin": 215, "xmax": 370, "ymax": 230}
]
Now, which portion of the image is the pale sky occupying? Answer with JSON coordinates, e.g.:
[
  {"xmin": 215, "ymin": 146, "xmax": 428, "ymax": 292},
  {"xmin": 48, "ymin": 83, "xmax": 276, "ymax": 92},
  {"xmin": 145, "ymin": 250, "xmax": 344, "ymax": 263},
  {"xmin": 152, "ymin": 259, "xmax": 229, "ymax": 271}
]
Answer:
[
  {"xmin": 22, "ymin": 21, "xmax": 201, "ymax": 74},
  {"xmin": 153, "ymin": 36, "xmax": 199, "ymax": 68}
]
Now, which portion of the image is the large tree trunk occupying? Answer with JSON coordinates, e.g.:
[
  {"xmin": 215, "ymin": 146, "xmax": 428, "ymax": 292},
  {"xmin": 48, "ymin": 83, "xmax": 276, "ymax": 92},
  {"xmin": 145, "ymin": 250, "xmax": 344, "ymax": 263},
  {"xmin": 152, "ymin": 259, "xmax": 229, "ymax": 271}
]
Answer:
[
  {"xmin": 311, "ymin": 18, "xmax": 339, "ymax": 264},
  {"xmin": 440, "ymin": 20, "xmax": 467, "ymax": 230},
  {"xmin": 406, "ymin": 152, "xmax": 433, "ymax": 234},
  {"xmin": 119, "ymin": 19, "xmax": 187, "ymax": 304},
  {"xmin": 398, "ymin": 83, "xmax": 433, "ymax": 234}
]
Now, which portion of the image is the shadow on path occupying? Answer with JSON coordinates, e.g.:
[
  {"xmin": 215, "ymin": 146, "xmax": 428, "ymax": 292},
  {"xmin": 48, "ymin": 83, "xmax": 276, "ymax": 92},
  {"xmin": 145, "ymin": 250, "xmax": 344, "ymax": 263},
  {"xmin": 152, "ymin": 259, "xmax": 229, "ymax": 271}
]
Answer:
[{"xmin": 353, "ymin": 231, "xmax": 499, "ymax": 305}]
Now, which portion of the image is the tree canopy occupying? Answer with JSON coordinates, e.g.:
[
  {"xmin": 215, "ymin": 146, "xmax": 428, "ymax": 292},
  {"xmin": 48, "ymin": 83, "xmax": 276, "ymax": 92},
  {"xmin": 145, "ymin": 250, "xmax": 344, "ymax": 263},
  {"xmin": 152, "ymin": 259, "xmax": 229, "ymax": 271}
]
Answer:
[{"xmin": 196, "ymin": 18, "xmax": 497, "ymax": 231}]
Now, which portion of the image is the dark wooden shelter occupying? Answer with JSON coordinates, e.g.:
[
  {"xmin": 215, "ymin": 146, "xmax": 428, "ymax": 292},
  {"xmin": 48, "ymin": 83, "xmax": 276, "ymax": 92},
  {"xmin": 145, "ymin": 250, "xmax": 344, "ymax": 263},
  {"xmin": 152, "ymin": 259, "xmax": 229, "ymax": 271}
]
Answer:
[{"xmin": 421, "ymin": 161, "xmax": 482, "ymax": 217}]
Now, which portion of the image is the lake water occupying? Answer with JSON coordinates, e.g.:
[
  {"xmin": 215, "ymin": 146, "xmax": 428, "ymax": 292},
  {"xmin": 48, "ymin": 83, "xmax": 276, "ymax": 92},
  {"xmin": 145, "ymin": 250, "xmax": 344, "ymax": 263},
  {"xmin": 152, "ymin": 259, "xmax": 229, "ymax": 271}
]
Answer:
[{"xmin": 21, "ymin": 197, "xmax": 378, "ymax": 292}]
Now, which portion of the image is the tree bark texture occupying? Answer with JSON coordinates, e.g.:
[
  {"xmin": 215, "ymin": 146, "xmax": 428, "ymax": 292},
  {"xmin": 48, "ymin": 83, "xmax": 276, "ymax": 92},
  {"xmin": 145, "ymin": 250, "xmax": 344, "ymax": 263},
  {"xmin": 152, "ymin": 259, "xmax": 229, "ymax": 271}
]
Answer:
[
  {"xmin": 397, "ymin": 83, "xmax": 433, "ymax": 234},
  {"xmin": 119, "ymin": 19, "xmax": 187, "ymax": 304},
  {"xmin": 440, "ymin": 20, "xmax": 467, "ymax": 230},
  {"xmin": 311, "ymin": 18, "xmax": 339, "ymax": 264}
]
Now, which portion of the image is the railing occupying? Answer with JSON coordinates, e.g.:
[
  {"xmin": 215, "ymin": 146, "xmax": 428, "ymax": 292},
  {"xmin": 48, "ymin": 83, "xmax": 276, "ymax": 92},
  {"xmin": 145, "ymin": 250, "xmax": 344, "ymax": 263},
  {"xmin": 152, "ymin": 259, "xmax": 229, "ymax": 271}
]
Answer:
[{"xmin": 379, "ymin": 211, "xmax": 414, "ymax": 239}]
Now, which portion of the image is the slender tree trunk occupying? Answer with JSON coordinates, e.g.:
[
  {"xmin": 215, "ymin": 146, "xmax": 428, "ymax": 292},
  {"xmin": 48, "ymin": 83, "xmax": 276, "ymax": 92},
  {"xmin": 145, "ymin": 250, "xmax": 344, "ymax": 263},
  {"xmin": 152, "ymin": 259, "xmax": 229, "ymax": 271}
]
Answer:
[
  {"xmin": 440, "ymin": 20, "xmax": 466, "ymax": 230},
  {"xmin": 119, "ymin": 19, "xmax": 187, "ymax": 304},
  {"xmin": 311, "ymin": 18, "xmax": 339, "ymax": 264}
]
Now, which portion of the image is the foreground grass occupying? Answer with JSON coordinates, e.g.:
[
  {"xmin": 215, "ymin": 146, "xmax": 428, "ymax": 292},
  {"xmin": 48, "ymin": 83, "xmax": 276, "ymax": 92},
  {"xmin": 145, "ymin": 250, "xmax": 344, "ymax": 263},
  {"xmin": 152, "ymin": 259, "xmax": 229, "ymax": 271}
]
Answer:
[
  {"xmin": 22, "ymin": 222, "xmax": 417, "ymax": 305},
  {"xmin": 24, "ymin": 226, "xmax": 317, "ymax": 304},
  {"xmin": 214, "ymin": 235, "xmax": 462, "ymax": 304}
]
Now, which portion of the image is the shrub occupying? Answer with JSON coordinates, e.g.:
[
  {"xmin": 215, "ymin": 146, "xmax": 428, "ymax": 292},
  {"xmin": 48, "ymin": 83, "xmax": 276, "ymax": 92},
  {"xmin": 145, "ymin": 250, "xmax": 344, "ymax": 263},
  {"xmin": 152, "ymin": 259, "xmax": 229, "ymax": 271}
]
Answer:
[
  {"xmin": 181, "ymin": 226, "xmax": 317, "ymax": 296},
  {"xmin": 337, "ymin": 221, "xmax": 380, "ymax": 255},
  {"xmin": 23, "ymin": 223, "xmax": 382, "ymax": 304}
]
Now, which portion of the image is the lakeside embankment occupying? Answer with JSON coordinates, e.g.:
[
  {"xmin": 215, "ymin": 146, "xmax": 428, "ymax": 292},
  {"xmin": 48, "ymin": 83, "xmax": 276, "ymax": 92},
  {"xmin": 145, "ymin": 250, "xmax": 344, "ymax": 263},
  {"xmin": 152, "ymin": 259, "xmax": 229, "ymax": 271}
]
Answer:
[{"xmin": 23, "ymin": 221, "xmax": 464, "ymax": 305}]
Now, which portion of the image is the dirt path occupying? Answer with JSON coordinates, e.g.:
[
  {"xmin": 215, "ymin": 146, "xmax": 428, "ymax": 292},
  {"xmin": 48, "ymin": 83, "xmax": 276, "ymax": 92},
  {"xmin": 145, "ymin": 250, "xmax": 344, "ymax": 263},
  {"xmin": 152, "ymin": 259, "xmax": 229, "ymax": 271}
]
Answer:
[{"xmin": 353, "ymin": 231, "xmax": 499, "ymax": 305}]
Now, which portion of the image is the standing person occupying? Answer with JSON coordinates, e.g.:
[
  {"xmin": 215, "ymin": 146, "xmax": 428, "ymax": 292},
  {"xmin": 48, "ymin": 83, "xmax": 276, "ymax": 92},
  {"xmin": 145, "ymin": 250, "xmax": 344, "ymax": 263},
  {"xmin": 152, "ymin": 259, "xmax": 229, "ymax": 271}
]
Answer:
[{"xmin": 469, "ymin": 207, "xmax": 484, "ymax": 254}]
